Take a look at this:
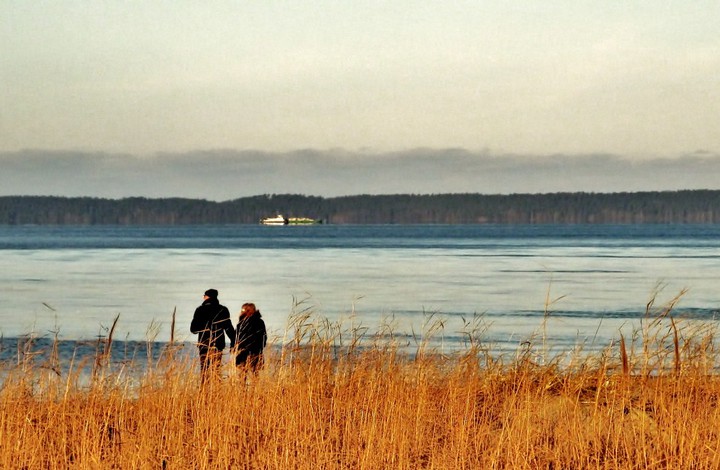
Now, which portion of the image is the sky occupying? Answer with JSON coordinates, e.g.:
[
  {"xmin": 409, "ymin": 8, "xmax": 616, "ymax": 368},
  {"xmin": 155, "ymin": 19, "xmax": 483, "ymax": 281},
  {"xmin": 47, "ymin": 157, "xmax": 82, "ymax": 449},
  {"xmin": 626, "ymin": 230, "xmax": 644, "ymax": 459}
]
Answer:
[{"xmin": 2, "ymin": 1, "xmax": 719, "ymax": 199}]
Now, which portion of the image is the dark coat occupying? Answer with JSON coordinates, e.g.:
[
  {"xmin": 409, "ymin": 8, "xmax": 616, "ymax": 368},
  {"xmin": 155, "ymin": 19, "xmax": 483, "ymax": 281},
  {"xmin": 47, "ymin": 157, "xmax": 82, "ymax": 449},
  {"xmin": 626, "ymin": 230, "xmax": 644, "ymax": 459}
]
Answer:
[
  {"xmin": 235, "ymin": 312, "xmax": 267, "ymax": 357},
  {"xmin": 190, "ymin": 298, "xmax": 235, "ymax": 351}
]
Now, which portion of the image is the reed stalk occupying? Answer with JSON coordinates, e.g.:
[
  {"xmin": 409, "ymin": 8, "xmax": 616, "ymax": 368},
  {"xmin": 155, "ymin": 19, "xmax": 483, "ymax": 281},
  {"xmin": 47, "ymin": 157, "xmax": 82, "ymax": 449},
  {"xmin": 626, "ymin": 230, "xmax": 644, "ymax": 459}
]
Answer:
[{"xmin": 2, "ymin": 298, "xmax": 720, "ymax": 468}]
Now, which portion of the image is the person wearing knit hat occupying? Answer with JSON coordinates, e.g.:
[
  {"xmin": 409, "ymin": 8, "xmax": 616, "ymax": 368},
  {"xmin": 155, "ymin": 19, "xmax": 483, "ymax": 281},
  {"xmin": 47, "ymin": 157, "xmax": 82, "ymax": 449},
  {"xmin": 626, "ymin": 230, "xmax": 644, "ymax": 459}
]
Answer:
[
  {"xmin": 204, "ymin": 289, "xmax": 219, "ymax": 299},
  {"xmin": 190, "ymin": 288, "xmax": 235, "ymax": 382}
]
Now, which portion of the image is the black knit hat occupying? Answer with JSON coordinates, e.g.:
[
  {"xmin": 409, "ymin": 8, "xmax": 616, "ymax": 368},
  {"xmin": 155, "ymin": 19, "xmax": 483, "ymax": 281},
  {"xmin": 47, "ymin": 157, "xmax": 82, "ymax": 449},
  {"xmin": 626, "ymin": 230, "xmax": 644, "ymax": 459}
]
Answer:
[{"xmin": 204, "ymin": 289, "xmax": 219, "ymax": 298}]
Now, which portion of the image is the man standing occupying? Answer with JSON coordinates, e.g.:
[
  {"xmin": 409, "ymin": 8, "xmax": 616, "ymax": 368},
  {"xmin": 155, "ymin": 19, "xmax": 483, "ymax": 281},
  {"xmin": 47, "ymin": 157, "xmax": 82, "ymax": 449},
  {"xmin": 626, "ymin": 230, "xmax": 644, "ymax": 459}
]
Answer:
[{"xmin": 190, "ymin": 288, "xmax": 235, "ymax": 382}]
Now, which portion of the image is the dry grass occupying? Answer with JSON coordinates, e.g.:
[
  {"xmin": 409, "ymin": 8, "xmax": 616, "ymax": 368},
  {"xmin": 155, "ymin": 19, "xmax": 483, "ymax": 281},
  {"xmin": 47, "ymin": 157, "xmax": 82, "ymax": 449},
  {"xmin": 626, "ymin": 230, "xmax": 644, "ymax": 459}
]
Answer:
[{"xmin": 3, "ymin": 303, "xmax": 720, "ymax": 469}]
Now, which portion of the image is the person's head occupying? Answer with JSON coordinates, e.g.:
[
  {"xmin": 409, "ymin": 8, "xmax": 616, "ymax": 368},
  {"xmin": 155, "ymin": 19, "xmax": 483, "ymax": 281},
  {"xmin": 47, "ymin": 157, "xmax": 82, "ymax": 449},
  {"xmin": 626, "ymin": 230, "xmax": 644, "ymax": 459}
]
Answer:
[
  {"xmin": 204, "ymin": 289, "xmax": 219, "ymax": 300},
  {"xmin": 240, "ymin": 302, "xmax": 257, "ymax": 318}
]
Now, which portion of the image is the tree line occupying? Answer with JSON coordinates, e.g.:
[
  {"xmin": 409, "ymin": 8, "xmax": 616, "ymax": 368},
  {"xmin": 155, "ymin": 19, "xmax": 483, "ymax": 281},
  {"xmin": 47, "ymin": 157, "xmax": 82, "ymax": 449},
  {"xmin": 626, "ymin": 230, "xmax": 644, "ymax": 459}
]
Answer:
[{"xmin": 1, "ymin": 191, "xmax": 719, "ymax": 225}]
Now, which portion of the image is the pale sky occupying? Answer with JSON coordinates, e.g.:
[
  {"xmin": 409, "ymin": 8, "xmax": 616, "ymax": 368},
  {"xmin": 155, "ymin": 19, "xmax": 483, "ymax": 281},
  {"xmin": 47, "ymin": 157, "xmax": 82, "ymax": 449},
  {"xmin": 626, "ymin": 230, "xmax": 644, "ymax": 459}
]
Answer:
[{"xmin": 2, "ymin": 2, "xmax": 720, "ymax": 198}]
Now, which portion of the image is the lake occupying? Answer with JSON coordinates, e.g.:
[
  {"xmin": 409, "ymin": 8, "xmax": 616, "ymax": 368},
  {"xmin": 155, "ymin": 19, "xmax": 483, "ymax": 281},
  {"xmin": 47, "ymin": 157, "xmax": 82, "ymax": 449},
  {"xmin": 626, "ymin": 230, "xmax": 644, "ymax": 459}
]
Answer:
[{"xmin": 1, "ymin": 224, "xmax": 719, "ymax": 361}]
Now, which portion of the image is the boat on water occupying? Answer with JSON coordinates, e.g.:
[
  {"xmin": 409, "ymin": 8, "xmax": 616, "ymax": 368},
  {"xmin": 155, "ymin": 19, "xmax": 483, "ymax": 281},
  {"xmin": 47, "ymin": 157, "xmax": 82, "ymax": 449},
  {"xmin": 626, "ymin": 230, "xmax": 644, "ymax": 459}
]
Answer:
[
  {"xmin": 260, "ymin": 214, "xmax": 288, "ymax": 225},
  {"xmin": 260, "ymin": 214, "xmax": 321, "ymax": 225},
  {"xmin": 287, "ymin": 217, "xmax": 320, "ymax": 225}
]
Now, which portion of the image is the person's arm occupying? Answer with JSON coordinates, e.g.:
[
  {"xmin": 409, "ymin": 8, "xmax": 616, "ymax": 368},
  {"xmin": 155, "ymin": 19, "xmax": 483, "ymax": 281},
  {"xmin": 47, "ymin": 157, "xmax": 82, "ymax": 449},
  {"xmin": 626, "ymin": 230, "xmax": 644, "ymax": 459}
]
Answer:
[
  {"xmin": 190, "ymin": 308, "xmax": 203, "ymax": 334},
  {"xmin": 222, "ymin": 308, "xmax": 236, "ymax": 348}
]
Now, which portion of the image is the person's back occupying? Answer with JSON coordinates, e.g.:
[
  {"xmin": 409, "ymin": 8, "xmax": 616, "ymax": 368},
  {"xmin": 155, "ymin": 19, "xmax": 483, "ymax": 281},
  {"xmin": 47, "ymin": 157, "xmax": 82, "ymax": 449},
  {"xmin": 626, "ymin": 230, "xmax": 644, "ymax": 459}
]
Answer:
[
  {"xmin": 191, "ymin": 296, "xmax": 233, "ymax": 350},
  {"xmin": 234, "ymin": 302, "xmax": 267, "ymax": 371},
  {"xmin": 190, "ymin": 289, "xmax": 235, "ymax": 381}
]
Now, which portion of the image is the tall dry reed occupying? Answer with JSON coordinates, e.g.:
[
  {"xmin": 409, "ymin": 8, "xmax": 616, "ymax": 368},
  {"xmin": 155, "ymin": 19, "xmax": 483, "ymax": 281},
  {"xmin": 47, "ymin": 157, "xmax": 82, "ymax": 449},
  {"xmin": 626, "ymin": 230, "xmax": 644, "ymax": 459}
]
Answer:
[{"xmin": 2, "ymin": 296, "xmax": 720, "ymax": 469}]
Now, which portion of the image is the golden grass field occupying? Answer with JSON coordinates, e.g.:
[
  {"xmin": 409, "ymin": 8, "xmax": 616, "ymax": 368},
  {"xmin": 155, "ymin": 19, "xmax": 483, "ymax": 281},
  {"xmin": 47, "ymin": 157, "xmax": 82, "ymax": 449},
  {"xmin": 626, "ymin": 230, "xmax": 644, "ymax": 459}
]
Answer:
[{"xmin": 3, "ymin": 298, "xmax": 720, "ymax": 469}]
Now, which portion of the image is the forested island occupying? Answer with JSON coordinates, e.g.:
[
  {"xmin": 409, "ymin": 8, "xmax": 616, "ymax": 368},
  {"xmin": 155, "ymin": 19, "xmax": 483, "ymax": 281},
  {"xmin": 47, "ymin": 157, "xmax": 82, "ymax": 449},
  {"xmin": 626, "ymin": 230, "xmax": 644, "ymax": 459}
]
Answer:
[{"xmin": 1, "ymin": 190, "xmax": 719, "ymax": 225}]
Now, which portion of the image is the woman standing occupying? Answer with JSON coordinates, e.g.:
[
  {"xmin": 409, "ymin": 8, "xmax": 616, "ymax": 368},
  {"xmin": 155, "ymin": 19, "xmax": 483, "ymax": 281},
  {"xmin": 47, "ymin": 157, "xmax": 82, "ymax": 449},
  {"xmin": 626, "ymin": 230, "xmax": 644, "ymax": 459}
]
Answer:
[{"xmin": 234, "ymin": 302, "xmax": 267, "ymax": 372}]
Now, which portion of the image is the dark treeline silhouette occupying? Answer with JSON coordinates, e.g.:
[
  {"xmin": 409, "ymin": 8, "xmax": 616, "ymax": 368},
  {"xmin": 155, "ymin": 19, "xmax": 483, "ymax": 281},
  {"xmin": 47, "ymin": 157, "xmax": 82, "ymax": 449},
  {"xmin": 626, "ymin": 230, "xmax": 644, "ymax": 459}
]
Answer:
[{"xmin": 1, "ymin": 191, "xmax": 719, "ymax": 225}]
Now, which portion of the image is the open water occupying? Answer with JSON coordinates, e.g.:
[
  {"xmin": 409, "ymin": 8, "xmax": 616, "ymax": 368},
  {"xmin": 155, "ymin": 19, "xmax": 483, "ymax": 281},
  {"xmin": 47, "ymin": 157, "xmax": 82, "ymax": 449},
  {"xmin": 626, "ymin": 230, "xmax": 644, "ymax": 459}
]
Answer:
[{"xmin": 1, "ymin": 224, "xmax": 719, "ymax": 363}]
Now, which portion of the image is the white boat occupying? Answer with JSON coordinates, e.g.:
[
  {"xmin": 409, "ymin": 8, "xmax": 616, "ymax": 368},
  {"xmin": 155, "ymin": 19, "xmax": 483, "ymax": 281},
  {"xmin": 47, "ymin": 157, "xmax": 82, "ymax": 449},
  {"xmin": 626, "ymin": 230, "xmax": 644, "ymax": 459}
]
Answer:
[
  {"xmin": 260, "ymin": 214, "xmax": 288, "ymax": 225},
  {"xmin": 260, "ymin": 214, "xmax": 321, "ymax": 225}
]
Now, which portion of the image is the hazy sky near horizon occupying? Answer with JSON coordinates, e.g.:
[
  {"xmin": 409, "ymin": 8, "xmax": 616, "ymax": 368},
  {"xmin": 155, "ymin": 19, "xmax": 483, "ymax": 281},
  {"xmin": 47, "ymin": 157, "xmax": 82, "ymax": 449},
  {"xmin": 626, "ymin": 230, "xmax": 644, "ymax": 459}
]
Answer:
[{"xmin": 2, "ymin": 2, "xmax": 720, "ymax": 197}]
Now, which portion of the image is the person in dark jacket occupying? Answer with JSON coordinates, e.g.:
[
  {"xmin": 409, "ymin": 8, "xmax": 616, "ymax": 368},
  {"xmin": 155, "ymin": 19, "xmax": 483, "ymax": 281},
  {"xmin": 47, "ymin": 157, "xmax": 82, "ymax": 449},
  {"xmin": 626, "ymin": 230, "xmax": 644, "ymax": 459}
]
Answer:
[
  {"xmin": 234, "ymin": 302, "xmax": 267, "ymax": 373},
  {"xmin": 190, "ymin": 289, "xmax": 235, "ymax": 382}
]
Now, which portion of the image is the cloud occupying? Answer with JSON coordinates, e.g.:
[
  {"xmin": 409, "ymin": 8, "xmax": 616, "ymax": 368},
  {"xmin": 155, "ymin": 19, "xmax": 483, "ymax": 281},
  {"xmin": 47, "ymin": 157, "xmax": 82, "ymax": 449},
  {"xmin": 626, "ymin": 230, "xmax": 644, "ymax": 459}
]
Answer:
[{"xmin": 2, "ymin": 148, "xmax": 720, "ymax": 201}]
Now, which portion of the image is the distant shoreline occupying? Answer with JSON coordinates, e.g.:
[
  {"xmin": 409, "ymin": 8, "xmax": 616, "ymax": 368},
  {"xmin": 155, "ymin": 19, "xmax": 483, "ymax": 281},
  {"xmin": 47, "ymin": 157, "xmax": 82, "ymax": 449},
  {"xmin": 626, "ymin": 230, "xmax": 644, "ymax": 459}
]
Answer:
[{"xmin": 2, "ymin": 190, "xmax": 720, "ymax": 224}]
